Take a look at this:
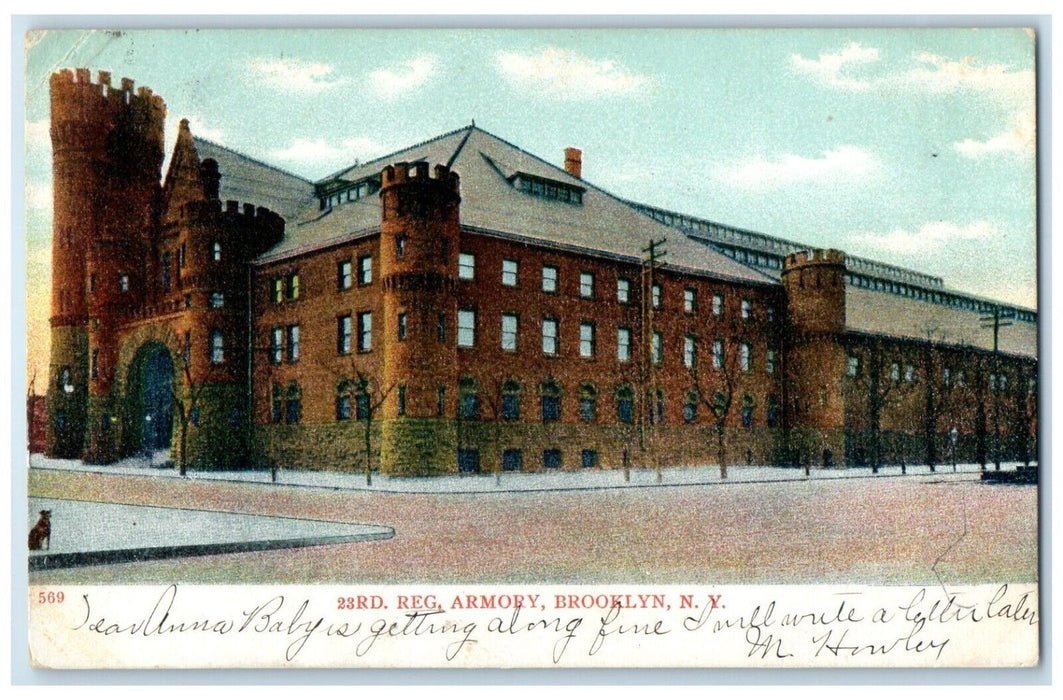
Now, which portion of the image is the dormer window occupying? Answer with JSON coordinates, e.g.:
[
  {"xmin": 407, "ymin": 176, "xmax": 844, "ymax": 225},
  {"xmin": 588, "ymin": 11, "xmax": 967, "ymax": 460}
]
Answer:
[{"xmin": 512, "ymin": 172, "xmax": 585, "ymax": 205}]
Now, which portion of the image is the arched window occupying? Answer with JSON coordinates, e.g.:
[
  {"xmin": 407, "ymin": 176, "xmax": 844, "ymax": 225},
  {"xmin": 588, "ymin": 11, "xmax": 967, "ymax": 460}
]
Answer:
[
  {"xmin": 501, "ymin": 379, "xmax": 521, "ymax": 420},
  {"xmin": 741, "ymin": 394, "xmax": 755, "ymax": 428},
  {"xmin": 540, "ymin": 379, "xmax": 562, "ymax": 422},
  {"xmin": 59, "ymin": 367, "xmax": 74, "ymax": 394},
  {"xmin": 649, "ymin": 389, "xmax": 665, "ymax": 424},
  {"xmin": 336, "ymin": 380, "xmax": 353, "ymax": 421},
  {"xmin": 683, "ymin": 391, "xmax": 699, "ymax": 424},
  {"xmin": 285, "ymin": 382, "xmax": 302, "ymax": 424},
  {"xmin": 616, "ymin": 383, "xmax": 635, "ymax": 424},
  {"xmin": 459, "ymin": 376, "xmax": 480, "ymax": 420},
  {"xmin": 270, "ymin": 383, "xmax": 283, "ymax": 424},
  {"xmin": 578, "ymin": 383, "xmax": 598, "ymax": 423}
]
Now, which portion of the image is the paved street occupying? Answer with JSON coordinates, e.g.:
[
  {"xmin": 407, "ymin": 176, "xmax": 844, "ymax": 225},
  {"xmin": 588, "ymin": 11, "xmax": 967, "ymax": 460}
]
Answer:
[{"xmin": 27, "ymin": 460, "xmax": 1038, "ymax": 586}]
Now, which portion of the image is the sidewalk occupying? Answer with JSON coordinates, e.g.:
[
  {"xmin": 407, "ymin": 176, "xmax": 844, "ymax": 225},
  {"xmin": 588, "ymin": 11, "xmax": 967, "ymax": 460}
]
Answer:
[{"xmin": 29, "ymin": 452, "xmax": 1029, "ymax": 495}]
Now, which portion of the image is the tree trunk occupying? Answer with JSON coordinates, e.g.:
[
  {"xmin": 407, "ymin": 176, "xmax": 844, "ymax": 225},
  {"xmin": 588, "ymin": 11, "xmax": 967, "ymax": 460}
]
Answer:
[
  {"xmin": 364, "ymin": 416, "xmax": 372, "ymax": 486},
  {"xmin": 716, "ymin": 423, "xmax": 727, "ymax": 479}
]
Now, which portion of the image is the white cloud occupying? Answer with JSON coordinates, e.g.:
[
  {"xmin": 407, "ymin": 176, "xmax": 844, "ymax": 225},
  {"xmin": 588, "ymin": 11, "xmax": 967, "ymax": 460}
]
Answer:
[
  {"xmin": 269, "ymin": 136, "xmax": 390, "ymax": 171},
  {"xmin": 25, "ymin": 182, "xmax": 52, "ymax": 210},
  {"xmin": 247, "ymin": 57, "xmax": 347, "ymax": 93},
  {"xmin": 714, "ymin": 145, "xmax": 880, "ymax": 190},
  {"xmin": 954, "ymin": 107, "xmax": 1035, "ymax": 158},
  {"xmin": 790, "ymin": 42, "xmax": 1033, "ymax": 102},
  {"xmin": 496, "ymin": 47, "xmax": 650, "ymax": 98},
  {"xmin": 850, "ymin": 220, "xmax": 994, "ymax": 255},
  {"xmin": 368, "ymin": 56, "xmax": 437, "ymax": 98},
  {"xmin": 789, "ymin": 42, "xmax": 881, "ymax": 90}
]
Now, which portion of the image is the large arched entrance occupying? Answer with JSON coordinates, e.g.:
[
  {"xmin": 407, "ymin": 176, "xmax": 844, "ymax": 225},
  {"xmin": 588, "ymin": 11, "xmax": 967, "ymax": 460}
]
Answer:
[{"xmin": 123, "ymin": 343, "xmax": 175, "ymax": 458}]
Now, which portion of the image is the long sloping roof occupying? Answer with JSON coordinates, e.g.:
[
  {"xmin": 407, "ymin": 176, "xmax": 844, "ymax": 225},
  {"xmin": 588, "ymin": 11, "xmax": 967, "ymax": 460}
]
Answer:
[
  {"xmin": 256, "ymin": 126, "xmax": 776, "ymax": 286},
  {"xmin": 846, "ymin": 287, "xmax": 1036, "ymax": 359},
  {"xmin": 192, "ymin": 137, "xmax": 316, "ymax": 221}
]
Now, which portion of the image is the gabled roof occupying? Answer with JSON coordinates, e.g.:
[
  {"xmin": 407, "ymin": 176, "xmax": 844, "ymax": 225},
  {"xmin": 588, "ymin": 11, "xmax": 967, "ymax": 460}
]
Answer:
[
  {"xmin": 192, "ymin": 137, "xmax": 316, "ymax": 221},
  {"xmin": 257, "ymin": 126, "xmax": 776, "ymax": 286}
]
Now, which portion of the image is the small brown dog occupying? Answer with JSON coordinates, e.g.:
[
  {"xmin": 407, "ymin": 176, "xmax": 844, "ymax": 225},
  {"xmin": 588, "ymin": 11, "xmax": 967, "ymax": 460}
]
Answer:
[{"xmin": 28, "ymin": 510, "xmax": 51, "ymax": 551}]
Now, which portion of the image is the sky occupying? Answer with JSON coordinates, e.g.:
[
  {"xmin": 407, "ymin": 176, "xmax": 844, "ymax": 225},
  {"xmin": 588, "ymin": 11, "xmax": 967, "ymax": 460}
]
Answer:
[{"xmin": 21, "ymin": 27, "xmax": 1038, "ymax": 387}]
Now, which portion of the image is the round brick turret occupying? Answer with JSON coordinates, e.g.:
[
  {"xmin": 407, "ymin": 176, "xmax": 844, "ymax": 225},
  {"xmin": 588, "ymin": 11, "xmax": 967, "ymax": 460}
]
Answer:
[
  {"xmin": 781, "ymin": 248, "xmax": 847, "ymax": 335},
  {"xmin": 378, "ymin": 162, "xmax": 462, "ymax": 475}
]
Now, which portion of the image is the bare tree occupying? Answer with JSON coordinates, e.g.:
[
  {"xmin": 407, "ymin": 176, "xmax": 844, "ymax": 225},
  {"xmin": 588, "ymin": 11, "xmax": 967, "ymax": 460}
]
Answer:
[
  {"xmin": 919, "ymin": 325, "xmax": 955, "ymax": 472},
  {"xmin": 843, "ymin": 340, "xmax": 915, "ymax": 473},
  {"xmin": 339, "ymin": 370, "xmax": 395, "ymax": 486},
  {"xmin": 689, "ymin": 335, "xmax": 744, "ymax": 479},
  {"xmin": 170, "ymin": 356, "xmax": 210, "ymax": 477}
]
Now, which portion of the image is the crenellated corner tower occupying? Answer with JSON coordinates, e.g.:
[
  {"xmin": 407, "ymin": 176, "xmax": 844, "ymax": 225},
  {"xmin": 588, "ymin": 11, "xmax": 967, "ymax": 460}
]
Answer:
[
  {"xmin": 780, "ymin": 248, "xmax": 848, "ymax": 465},
  {"xmin": 46, "ymin": 69, "xmax": 284, "ymax": 468},
  {"xmin": 378, "ymin": 162, "xmax": 462, "ymax": 475}
]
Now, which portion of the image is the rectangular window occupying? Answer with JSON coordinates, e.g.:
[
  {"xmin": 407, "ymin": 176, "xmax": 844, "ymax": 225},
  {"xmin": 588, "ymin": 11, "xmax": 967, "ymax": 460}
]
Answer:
[
  {"xmin": 458, "ymin": 450, "xmax": 480, "ymax": 474},
  {"xmin": 210, "ymin": 292, "xmax": 224, "ymax": 309},
  {"xmin": 286, "ymin": 396, "xmax": 302, "ymax": 424},
  {"xmin": 358, "ymin": 256, "xmax": 372, "ymax": 286},
  {"xmin": 741, "ymin": 342, "xmax": 752, "ymax": 372},
  {"xmin": 618, "ymin": 327, "xmax": 631, "ymax": 362},
  {"xmin": 213, "ymin": 241, "xmax": 222, "ymax": 262},
  {"xmin": 943, "ymin": 368, "xmax": 952, "ymax": 386},
  {"xmin": 684, "ymin": 288, "xmax": 697, "ymax": 313},
  {"xmin": 541, "ymin": 396, "xmax": 560, "ymax": 422},
  {"xmin": 286, "ymin": 325, "xmax": 300, "ymax": 363},
  {"xmin": 767, "ymin": 305, "xmax": 776, "ymax": 323},
  {"xmin": 459, "ymin": 252, "xmax": 475, "ymax": 280},
  {"xmin": 357, "ymin": 312, "xmax": 372, "ymax": 352},
  {"xmin": 741, "ymin": 299, "xmax": 752, "ymax": 319},
  {"xmin": 502, "ymin": 393, "xmax": 520, "ymax": 420},
  {"xmin": 905, "ymin": 363, "xmax": 915, "ymax": 382},
  {"xmin": 652, "ymin": 331, "xmax": 663, "ymax": 365},
  {"xmin": 581, "ymin": 450, "xmax": 598, "ymax": 469},
  {"xmin": 89, "ymin": 273, "xmax": 96, "ymax": 293},
  {"xmin": 397, "ymin": 385, "xmax": 406, "ymax": 416},
  {"xmin": 766, "ymin": 348, "xmax": 777, "ymax": 375},
  {"xmin": 457, "ymin": 309, "xmax": 476, "ymax": 347},
  {"xmin": 162, "ymin": 252, "xmax": 171, "ymax": 293},
  {"xmin": 542, "ymin": 318, "xmax": 559, "ymax": 356},
  {"xmin": 356, "ymin": 393, "xmax": 369, "ymax": 421},
  {"xmin": 542, "ymin": 265, "xmax": 558, "ymax": 293},
  {"xmin": 91, "ymin": 349, "xmax": 99, "ymax": 379},
  {"xmin": 617, "ymin": 278, "xmax": 630, "ymax": 303},
  {"xmin": 713, "ymin": 339, "xmax": 724, "ymax": 369},
  {"xmin": 652, "ymin": 284, "xmax": 661, "ymax": 309},
  {"xmin": 579, "ymin": 322, "xmax": 595, "ymax": 358},
  {"xmin": 211, "ymin": 329, "xmax": 224, "ymax": 364},
  {"xmin": 120, "ymin": 274, "xmax": 129, "ymax": 293},
  {"xmin": 684, "ymin": 335, "xmax": 696, "ymax": 368},
  {"xmin": 543, "ymin": 449, "xmax": 562, "ymax": 470},
  {"xmin": 460, "ymin": 392, "xmax": 480, "ymax": 420},
  {"xmin": 287, "ymin": 273, "xmax": 300, "ymax": 300},
  {"xmin": 579, "ymin": 398, "xmax": 596, "ymax": 423},
  {"xmin": 502, "ymin": 259, "xmax": 518, "ymax": 287},
  {"xmin": 437, "ymin": 313, "xmax": 446, "ymax": 343},
  {"xmin": 847, "ymin": 355, "xmax": 860, "ymax": 377},
  {"xmin": 338, "ymin": 260, "xmax": 352, "ymax": 290},
  {"xmin": 336, "ymin": 394, "xmax": 351, "ymax": 421},
  {"xmin": 398, "ymin": 312, "xmax": 407, "ymax": 341},
  {"xmin": 501, "ymin": 313, "xmax": 518, "ymax": 351},
  {"xmin": 437, "ymin": 387, "xmax": 446, "ymax": 416},
  {"xmin": 338, "ymin": 316, "xmax": 352, "ymax": 354},
  {"xmin": 395, "ymin": 235, "xmax": 407, "ymax": 260},
  {"xmin": 712, "ymin": 293, "xmax": 724, "ymax": 316},
  {"xmin": 580, "ymin": 272, "xmax": 594, "ymax": 298},
  {"xmin": 502, "ymin": 449, "xmax": 522, "ymax": 472},
  {"xmin": 270, "ymin": 327, "xmax": 283, "ymax": 364},
  {"xmin": 890, "ymin": 362, "xmax": 901, "ymax": 382}
]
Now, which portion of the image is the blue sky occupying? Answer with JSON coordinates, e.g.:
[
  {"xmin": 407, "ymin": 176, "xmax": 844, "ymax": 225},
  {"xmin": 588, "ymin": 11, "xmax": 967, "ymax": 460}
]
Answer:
[{"xmin": 22, "ymin": 27, "xmax": 1037, "ymax": 381}]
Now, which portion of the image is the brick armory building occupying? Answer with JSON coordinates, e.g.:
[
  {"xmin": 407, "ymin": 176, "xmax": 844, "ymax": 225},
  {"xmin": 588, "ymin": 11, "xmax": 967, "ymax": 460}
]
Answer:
[{"xmin": 45, "ymin": 69, "xmax": 1038, "ymax": 473}]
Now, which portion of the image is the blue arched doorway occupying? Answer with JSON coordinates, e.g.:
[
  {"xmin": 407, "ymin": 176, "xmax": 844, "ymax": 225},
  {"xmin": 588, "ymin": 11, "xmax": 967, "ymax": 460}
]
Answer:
[{"xmin": 123, "ymin": 343, "xmax": 175, "ymax": 458}]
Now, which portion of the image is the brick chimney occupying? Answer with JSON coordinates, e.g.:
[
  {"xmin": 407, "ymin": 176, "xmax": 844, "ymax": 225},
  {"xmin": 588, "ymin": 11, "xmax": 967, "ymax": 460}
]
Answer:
[{"xmin": 564, "ymin": 147, "xmax": 582, "ymax": 179}]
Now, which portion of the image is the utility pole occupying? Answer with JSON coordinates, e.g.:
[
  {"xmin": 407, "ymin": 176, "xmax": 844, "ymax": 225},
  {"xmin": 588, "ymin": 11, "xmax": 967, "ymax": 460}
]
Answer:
[
  {"xmin": 642, "ymin": 238, "xmax": 667, "ymax": 483},
  {"xmin": 980, "ymin": 306, "xmax": 1013, "ymax": 471}
]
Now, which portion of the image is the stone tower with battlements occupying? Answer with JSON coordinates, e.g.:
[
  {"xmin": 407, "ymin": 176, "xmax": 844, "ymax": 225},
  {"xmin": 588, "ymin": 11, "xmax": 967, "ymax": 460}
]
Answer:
[
  {"xmin": 378, "ymin": 162, "xmax": 462, "ymax": 475},
  {"xmin": 780, "ymin": 248, "xmax": 848, "ymax": 464}
]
